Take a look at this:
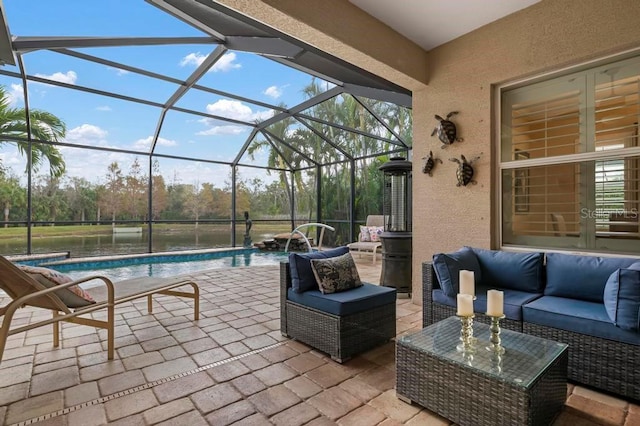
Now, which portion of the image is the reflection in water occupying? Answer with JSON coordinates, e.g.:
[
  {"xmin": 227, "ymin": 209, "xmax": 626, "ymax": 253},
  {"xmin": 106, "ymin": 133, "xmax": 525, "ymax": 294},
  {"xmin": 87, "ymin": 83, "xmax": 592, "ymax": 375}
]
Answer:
[
  {"xmin": 230, "ymin": 252, "xmax": 253, "ymax": 267},
  {"xmin": 112, "ymin": 233, "xmax": 144, "ymax": 244},
  {"xmin": 0, "ymin": 231, "xmax": 273, "ymax": 258}
]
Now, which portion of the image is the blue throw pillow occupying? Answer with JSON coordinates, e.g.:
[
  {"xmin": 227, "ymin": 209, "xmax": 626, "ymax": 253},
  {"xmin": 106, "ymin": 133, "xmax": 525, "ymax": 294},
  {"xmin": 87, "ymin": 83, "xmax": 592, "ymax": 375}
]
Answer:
[
  {"xmin": 471, "ymin": 248, "xmax": 544, "ymax": 293},
  {"xmin": 545, "ymin": 253, "xmax": 638, "ymax": 303},
  {"xmin": 604, "ymin": 261, "xmax": 640, "ymax": 331},
  {"xmin": 432, "ymin": 247, "xmax": 481, "ymax": 297},
  {"xmin": 289, "ymin": 246, "xmax": 350, "ymax": 293}
]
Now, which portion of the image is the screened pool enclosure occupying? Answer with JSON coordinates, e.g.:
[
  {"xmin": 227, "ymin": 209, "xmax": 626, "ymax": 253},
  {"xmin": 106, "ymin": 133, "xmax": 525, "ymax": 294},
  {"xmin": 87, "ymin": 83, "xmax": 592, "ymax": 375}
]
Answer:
[{"xmin": 0, "ymin": 0, "xmax": 412, "ymax": 257}]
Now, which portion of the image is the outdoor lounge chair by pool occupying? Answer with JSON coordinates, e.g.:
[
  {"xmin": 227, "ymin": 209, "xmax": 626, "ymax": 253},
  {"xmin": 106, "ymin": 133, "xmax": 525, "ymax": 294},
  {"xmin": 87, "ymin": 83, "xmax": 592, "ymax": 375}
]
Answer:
[
  {"xmin": 0, "ymin": 255, "xmax": 199, "ymax": 363},
  {"xmin": 347, "ymin": 215, "xmax": 384, "ymax": 264}
]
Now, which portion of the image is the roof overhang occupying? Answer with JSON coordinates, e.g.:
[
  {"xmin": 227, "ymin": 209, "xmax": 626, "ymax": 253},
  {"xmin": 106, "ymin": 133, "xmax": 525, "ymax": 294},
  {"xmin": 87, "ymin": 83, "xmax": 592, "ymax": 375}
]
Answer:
[
  {"xmin": 0, "ymin": 0, "xmax": 16, "ymax": 66},
  {"xmin": 147, "ymin": 0, "xmax": 412, "ymax": 102}
]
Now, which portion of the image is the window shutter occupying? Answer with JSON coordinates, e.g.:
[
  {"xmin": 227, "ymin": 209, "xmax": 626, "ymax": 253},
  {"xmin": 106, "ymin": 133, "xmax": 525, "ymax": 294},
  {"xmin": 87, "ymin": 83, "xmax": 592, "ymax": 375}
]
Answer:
[
  {"xmin": 594, "ymin": 67, "xmax": 640, "ymax": 239},
  {"xmin": 503, "ymin": 164, "xmax": 581, "ymax": 242},
  {"xmin": 595, "ymin": 157, "xmax": 640, "ymax": 238},
  {"xmin": 510, "ymin": 91, "xmax": 582, "ymax": 159}
]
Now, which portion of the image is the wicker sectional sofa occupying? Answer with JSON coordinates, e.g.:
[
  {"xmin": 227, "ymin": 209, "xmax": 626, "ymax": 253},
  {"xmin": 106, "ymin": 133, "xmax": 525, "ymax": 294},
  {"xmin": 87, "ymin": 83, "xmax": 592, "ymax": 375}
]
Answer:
[
  {"xmin": 422, "ymin": 247, "xmax": 640, "ymax": 400},
  {"xmin": 280, "ymin": 246, "xmax": 396, "ymax": 362}
]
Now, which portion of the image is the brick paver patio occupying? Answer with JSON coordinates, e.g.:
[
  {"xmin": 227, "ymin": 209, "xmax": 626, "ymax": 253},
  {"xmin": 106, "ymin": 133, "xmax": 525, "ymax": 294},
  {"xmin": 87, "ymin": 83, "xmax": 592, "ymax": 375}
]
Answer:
[{"xmin": 0, "ymin": 257, "xmax": 637, "ymax": 425}]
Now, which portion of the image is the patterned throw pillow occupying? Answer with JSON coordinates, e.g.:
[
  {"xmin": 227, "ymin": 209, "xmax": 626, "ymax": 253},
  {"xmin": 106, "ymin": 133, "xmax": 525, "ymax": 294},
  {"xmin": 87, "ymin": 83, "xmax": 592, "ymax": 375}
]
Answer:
[
  {"xmin": 17, "ymin": 264, "xmax": 96, "ymax": 308},
  {"xmin": 368, "ymin": 226, "xmax": 384, "ymax": 242},
  {"xmin": 311, "ymin": 252, "xmax": 363, "ymax": 294},
  {"xmin": 359, "ymin": 226, "xmax": 371, "ymax": 242}
]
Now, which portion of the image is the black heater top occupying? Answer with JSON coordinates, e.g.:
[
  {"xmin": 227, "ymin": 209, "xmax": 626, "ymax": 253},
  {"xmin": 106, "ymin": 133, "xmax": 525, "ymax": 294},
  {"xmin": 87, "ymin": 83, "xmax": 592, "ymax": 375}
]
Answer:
[{"xmin": 379, "ymin": 156, "xmax": 412, "ymax": 174}]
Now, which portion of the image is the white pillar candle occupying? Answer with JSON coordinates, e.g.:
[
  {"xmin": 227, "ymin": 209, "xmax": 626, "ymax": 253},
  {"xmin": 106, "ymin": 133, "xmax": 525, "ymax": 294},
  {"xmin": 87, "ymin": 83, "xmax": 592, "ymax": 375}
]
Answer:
[
  {"xmin": 457, "ymin": 293, "xmax": 474, "ymax": 316},
  {"xmin": 459, "ymin": 270, "xmax": 475, "ymax": 296},
  {"xmin": 486, "ymin": 290, "xmax": 504, "ymax": 317}
]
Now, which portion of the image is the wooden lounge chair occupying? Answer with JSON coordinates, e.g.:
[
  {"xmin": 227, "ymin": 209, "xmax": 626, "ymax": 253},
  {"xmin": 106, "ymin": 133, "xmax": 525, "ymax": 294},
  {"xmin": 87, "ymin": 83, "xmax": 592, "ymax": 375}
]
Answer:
[{"xmin": 0, "ymin": 256, "xmax": 199, "ymax": 363}]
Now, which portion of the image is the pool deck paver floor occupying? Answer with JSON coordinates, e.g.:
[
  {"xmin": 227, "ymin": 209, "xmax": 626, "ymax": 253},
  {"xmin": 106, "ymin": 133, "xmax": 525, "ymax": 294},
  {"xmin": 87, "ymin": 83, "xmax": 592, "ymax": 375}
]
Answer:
[{"xmin": 0, "ymin": 256, "xmax": 638, "ymax": 425}]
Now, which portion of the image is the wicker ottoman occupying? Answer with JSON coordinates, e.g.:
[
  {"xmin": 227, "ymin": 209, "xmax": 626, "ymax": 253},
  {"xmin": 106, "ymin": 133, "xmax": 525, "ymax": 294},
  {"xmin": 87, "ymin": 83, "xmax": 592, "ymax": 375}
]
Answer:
[{"xmin": 396, "ymin": 317, "xmax": 568, "ymax": 426}]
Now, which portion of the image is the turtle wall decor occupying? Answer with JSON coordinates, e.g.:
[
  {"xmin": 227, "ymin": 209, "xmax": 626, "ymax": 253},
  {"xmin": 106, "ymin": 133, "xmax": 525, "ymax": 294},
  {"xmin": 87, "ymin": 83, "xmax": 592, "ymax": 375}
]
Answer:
[
  {"xmin": 449, "ymin": 153, "xmax": 482, "ymax": 187},
  {"xmin": 421, "ymin": 150, "xmax": 443, "ymax": 176},
  {"xmin": 432, "ymin": 111, "xmax": 463, "ymax": 148}
]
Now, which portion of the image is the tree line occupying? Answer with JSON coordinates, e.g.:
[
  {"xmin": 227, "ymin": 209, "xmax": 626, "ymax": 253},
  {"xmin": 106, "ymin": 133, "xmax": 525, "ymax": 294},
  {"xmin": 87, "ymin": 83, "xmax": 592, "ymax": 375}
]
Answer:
[{"xmin": 0, "ymin": 158, "xmax": 291, "ymax": 226}]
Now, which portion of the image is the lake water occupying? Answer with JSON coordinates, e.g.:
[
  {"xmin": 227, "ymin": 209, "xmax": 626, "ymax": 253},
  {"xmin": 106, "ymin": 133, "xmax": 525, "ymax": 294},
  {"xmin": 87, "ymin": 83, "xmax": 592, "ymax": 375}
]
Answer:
[{"xmin": 0, "ymin": 231, "xmax": 274, "ymax": 258}]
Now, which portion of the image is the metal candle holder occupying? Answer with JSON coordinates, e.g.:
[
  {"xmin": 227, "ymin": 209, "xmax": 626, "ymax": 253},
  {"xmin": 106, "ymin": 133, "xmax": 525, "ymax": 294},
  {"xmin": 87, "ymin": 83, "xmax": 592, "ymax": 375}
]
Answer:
[
  {"xmin": 456, "ymin": 314, "xmax": 476, "ymax": 353},
  {"xmin": 486, "ymin": 314, "xmax": 506, "ymax": 354}
]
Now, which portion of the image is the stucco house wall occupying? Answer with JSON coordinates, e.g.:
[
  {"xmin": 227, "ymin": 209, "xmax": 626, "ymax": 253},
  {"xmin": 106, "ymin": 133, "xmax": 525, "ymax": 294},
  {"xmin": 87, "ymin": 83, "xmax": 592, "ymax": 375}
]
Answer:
[
  {"xmin": 218, "ymin": 0, "xmax": 640, "ymax": 304},
  {"xmin": 413, "ymin": 0, "xmax": 640, "ymax": 303}
]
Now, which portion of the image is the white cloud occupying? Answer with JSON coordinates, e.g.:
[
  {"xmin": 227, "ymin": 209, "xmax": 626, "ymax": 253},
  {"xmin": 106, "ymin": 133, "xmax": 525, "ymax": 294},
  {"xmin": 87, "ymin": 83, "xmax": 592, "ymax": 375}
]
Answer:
[
  {"xmin": 105, "ymin": 66, "xmax": 130, "ymax": 76},
  {"xmin": 96, "ymin": 105, "xmax": 112, "ymax": 111},
  {"xmin": 195, "ymin": 99, "xmax": 274, "ymax": 136},
  {"xmin": 196, "ymin": 125, "xmax": 246, "ymax": 136},
  {"xmin": 65, "ymin": 124, "xmax": 108, "ymax": 144},
  {"xmin": 205, "ymin": 99, "xmax": 273, "ymax": 122},
  {"xmin": 212, "ymin": 52, "xmax": 241, "ymax": 72},
  {"xmin": 5, "ymin": 83, "xmax": 24, "ymax": 106},
  {"xmin": 34, "ymin": 70, "xmax": 78, "ymax": 85},
  {"xmin": 179, "ymin": 52, "xmax": 206, "ymax": 67},
  {"xmin": 59, "ymin": 149, "xmax": 131, "ymax": 182},
  {"xmin": 179, "ymin": 52, "xmax": 241, "ymax": 72},
  {"xmin": 133, "ymin": 136, "xmax": 178, "ymax": 150},
  {"xmin": 157, "ymin": 161, "xmax": 232, "ymax": 187},
  {"xmin": 2, "ymin": 134, "xmax": 276, "ymax": 188},
  {"xmin": 263, "ymin": 85, "xmax": 282, "ymax": 99},
  {"xmin": 0, "ymin": 145, "xmax": 23, "ymax": 169}
]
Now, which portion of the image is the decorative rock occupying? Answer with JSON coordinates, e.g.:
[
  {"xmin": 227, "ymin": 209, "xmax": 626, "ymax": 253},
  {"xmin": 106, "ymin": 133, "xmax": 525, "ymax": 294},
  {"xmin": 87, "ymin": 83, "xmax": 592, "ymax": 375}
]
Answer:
[{"xmin": 257, "ymin": 234, "xmax": 313, "ymax": 252}]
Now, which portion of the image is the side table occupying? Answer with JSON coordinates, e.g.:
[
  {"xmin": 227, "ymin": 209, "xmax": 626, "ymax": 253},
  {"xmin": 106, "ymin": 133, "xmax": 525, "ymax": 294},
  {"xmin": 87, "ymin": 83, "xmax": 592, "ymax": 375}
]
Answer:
[{"xmin": 396, "ymin": 316, "xmax": 568, "ymax": 426}]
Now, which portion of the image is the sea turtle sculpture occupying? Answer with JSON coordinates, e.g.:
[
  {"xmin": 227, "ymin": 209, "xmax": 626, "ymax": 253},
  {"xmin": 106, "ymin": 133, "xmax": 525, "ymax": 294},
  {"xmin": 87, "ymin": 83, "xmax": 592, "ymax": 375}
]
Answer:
[
  {"xmin": 421, "ymin": 150, "xmax": 443, "ymax": 176},
  {"xmin": 449, "ymin": 154, "xmax": 481, "ymax": 187},
  {"xmin": 432, "ymin": 111, "xmax": 463, "ymax": 148}
]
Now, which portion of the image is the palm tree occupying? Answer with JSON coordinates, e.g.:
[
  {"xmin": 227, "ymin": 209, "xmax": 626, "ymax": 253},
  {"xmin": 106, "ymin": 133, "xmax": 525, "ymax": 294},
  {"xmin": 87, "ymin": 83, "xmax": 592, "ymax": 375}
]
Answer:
[
  {"xmin": 247, "ymin": 102, "xmax": 300, "ymax": 213},
  {"xmin": 0, "ymin": 86, "xmax": 66, "ymax": 178}
]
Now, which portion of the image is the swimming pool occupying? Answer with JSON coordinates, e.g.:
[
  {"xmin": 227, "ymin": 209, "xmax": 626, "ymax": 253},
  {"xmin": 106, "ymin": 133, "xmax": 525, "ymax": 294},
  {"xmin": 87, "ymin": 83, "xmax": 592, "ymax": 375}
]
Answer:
[{"xmin": 38, "ymin": 249, "xmax": 290, "ymax": 282}]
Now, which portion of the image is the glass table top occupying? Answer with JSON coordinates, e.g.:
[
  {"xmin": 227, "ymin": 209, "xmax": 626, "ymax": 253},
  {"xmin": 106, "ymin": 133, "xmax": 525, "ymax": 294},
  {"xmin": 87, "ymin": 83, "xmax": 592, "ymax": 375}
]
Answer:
[{"xmin": 398, "ymin": 316, "xmax": 568, "ymax": 388}]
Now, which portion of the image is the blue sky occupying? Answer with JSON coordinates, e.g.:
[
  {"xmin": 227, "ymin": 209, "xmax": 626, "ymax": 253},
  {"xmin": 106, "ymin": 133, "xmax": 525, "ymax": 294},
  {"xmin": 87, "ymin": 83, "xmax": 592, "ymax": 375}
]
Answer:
[{"xmin": 0, "ymin": 0, "xmax": 331, "ymax": 186}]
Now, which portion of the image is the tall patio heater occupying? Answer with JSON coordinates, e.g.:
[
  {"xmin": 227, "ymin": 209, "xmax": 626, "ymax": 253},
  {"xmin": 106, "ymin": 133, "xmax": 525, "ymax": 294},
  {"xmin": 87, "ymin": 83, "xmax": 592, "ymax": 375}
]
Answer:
[{"xmin": 379, "ymin": 157, "xmax": 412, "ymax": 295}]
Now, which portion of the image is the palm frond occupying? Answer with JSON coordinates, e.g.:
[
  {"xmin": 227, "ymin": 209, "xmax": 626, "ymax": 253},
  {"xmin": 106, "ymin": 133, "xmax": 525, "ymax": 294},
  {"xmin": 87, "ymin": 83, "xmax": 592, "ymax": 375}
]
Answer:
[{"xmin": 0, "ymin": 86, "xmax": 67, "ymax": 178}]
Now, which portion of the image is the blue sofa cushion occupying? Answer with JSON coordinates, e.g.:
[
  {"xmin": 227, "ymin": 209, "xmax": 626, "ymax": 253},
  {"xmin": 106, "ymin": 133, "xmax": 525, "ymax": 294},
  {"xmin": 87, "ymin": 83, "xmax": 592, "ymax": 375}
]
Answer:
[
  {"xmin": 311, "ymin": 252, "xmax": 362, "ymax": 294},
  {"xmin": 604, "ymin": 262, "xmax": 640, "ymax": 331},
  {"xmin": 287, "ymin": 283, "xmax": 396, "ymax": 316},
  {"xmin": 523, "ymin": 296, "xmax": 640, "ymax": 346},
  {"xmin": 545, "ymin": 253, "xmax": 638, "ymax": 303},
  {"xmin": 432, "ymin": 287, "xmax": 542, "ymax": 321},
  {"xmin": 289, "ymin": 246, "xmax": 349, "ymax": 293},
  {"xmin": 471, "ymin": 248, "xmax": 545, "ymax": 293},
  {"xmin": 432, "ymin": 247, "xmax": 481, "ymax": 297}
]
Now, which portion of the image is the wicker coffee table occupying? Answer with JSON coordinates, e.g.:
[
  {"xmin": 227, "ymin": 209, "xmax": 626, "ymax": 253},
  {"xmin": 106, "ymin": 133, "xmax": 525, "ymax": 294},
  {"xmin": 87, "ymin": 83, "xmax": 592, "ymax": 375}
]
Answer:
[{"xmin": 396, "ymin": 316, "xmax": 568, "ymax": 426}]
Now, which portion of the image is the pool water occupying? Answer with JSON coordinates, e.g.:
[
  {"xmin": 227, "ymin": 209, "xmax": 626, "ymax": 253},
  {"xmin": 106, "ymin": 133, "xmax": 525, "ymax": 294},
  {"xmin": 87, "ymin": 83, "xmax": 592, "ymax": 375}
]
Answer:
[{"xmin": 42, "ymin": 250, "xmax": 290, "ymax": 282}]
